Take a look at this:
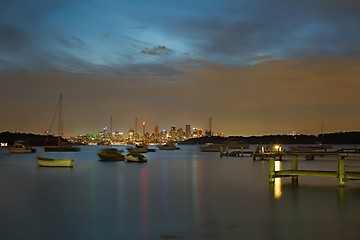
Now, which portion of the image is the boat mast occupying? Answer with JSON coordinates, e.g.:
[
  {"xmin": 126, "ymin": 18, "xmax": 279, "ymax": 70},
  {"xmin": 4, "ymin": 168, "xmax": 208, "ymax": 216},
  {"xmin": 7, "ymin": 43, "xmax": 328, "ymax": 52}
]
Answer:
[
  {"xmin": 320, "ymin": 121, "xmax": 324, "ymax": 145},
  {"xmin": 58, "ymin": 94, "xmax": 63, "ymax": 146}
]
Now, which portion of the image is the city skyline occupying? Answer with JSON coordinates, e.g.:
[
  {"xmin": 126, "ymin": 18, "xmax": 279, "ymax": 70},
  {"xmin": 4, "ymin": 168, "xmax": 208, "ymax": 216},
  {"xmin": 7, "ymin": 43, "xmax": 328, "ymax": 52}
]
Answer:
[
  {"xmin": 66, "ymin": 117, "xmax": 214, "ymax": 138},
  {"xmin": 1, "ymin": 1, "xmax": 360, "ymax": 136}
]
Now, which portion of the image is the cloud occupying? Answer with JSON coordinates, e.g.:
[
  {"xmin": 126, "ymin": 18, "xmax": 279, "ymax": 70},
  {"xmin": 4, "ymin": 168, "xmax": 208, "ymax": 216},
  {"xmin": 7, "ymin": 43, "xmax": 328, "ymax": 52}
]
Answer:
[
  {"xmin": 57, "ymin": 36, "xmax": 87, "ymax": 49},
  {"xmin": 183, "ymin": 58, "xmax": 208, "ymax": 67},
  {"xmin": 0, "ymin": 22, "xmax": 30, "ymax": 51},
  {"xmin": 1, "ymin": 0, "xmax": 360, "ymax": 75},
  {"xmin": 141, "ymin": 45, "xmax": 174, "ymax": 56},
  {"xmin": 249, "ymin": 55, "xmax": 274, "ymax": 62}
]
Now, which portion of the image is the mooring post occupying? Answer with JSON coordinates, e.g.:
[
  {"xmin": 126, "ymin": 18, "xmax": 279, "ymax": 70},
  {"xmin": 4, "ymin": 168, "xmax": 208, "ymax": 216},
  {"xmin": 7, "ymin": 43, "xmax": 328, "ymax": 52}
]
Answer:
[
  {"xmin": 338, "ymin": 155, "xmax": 346, "ymax": 187},
  {"xmin": 220, "ymin": 147, "xmax": 223, "ymax": 157},
  {"xmin": 291, "ymin": 155, "xmax": 299, "ymax": 184},
  {"xmin": 269, "ymin": 157, "xmax": 275, "ymax": 183}
]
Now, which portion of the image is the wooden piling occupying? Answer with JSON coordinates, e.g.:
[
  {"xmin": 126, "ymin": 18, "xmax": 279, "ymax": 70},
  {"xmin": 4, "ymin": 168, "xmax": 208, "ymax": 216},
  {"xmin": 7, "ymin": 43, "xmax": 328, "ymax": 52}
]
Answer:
[
  {"xmin": 338, "ymin": 156, "xmax": 346, "ymax": 187},
  {"xmin": 220, "ymin": 147, "xmax": 229, "ymax": 157},
  {"xmin": 291, "ymin": 155, "xmax": 298, "ymax": 184},
  {"xmin": 269, "ymin": 157, "xmax": 275, "ymax": 184}
]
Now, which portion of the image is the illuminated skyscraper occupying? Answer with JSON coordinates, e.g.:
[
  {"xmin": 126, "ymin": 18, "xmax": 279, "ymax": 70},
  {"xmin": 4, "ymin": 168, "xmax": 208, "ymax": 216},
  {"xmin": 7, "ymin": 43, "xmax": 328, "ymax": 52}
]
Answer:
[
  {"xmin": 142, "ymin": 121, "xmax": 146, "ymax": 139},
  {"xmin": 129, "ymin": 128, "xmax": 135, "ymax": 139},
  {"xmin": 185, "ymin": 125, "xmax": 191, "ymax": 138}
]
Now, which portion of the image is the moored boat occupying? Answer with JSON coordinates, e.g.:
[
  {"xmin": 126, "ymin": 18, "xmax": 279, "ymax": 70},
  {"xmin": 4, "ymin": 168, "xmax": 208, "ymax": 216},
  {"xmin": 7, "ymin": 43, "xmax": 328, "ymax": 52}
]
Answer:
[
  {"xmin": 199, "ymin": 143, "xmax": 223, "ymax": 152},
  {"xmin": 127, "ymin": 145, "xmax": 149, "ymax": 153},
  {"xmin": 9, "ymin": 140, "xmax": 36, "ymax": 153},
  {"xmin": 125, "ymin": 153, "xmax": 147, "ymax": 163},
  {"xmin": 44, "ymin": 145, "xmax": 81, "ymax": 152},
  {"xmin": 98, "ymin": 148, "xmax": 125, "ymax": 161},
  {"xmin": 36, "ymin": 155, "xmax": 74, "ymax": 167},
  {"xmin": 157, "ymin": 143, "xmax": 180, "ymax": 150}
]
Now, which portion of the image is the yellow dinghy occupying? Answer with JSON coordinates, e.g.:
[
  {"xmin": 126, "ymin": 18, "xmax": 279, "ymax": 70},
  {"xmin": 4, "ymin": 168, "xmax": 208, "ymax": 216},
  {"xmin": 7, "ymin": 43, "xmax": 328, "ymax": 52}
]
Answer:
[{"xmin": 36, "ymin": 155, "xmax": 74, "ymax": 167}]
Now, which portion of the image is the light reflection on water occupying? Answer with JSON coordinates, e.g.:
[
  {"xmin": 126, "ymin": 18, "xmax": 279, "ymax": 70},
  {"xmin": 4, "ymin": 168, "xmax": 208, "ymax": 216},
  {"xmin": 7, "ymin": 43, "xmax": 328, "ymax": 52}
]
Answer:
[
  {"xmin": 0, "ymin": 145, "xmax": 360, "ymax": 239},
  {"xmin": 273, "ymin": 160, "xmax": 282, "ymax": 199}
]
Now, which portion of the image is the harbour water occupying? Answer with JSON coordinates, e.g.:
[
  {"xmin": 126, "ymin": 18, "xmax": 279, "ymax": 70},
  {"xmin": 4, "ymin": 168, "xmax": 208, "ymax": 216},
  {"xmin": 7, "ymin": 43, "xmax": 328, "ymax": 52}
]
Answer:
[{"xmin": 1, "ymin": 145, "xmax": 360, "ymax": 240}]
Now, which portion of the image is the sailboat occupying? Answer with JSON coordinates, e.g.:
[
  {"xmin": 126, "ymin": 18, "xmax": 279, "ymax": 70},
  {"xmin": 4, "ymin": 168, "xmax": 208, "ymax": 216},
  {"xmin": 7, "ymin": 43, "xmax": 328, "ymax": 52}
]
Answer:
[{"xmin": 44, "ymin": 94, "xmax": 80, "ymax": 152}]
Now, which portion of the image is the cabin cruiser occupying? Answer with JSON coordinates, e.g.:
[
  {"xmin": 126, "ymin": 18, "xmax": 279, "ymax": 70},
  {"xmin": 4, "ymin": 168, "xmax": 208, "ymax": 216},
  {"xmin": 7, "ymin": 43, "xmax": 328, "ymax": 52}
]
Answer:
[{"xmin": 9, "ymin": 140, "xmax": 36, "ymax": 153}]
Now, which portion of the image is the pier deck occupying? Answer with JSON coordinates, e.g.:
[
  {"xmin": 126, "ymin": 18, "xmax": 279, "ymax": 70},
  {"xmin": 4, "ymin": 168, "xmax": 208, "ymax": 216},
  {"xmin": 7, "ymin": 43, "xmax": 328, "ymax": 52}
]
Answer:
[
  {"xmin": 220, "ymin": 147, "xmax": 358, "ymax": 160},
  {"xmin": 269, "ymin": 154, "xmax": 360, "ymax": 186}
]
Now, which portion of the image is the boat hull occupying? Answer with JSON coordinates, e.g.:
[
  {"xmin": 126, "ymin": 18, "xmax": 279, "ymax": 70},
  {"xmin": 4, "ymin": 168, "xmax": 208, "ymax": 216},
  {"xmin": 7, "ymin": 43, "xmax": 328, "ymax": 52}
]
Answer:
[
  {"xmin": 10, "ymin": 148, "xmax": 36, "ymax": 153},
  {"xmin": 44, "ymin": 146, "xmax": 81, "ymax": 152},
  {"xmin": 125, "ymin": 153, "xmax": 147, "ymax": 163},
  {"xmin": 157, "ymin": 144, "xmax": 180, "ymax": 150},
  {"xmin": 127, "ymin": 147, "xmax": 148, "ymax": 153},
  {"xmin": 36, "ymin": 155, "xmax": 74, "ymax": 167},
  {"xmin": 98, "ymin": 148, "xmax": 125, "ymax": 161}
]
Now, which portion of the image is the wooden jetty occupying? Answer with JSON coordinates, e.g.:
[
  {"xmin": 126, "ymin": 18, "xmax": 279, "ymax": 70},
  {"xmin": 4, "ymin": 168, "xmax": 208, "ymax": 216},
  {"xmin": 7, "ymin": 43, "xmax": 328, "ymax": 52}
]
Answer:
[
  {"xmin": 219, "ymin": 146, "xmax": 286, "ymax": 160},
  {"xmin": 221, "ymin": 147, "xmax": 359, "ymax": 161},
  {"xmin": 219, "ymin": 147, "xmax": 253, "ymax": 157},
  {"xmin": 269, "ymin": 153, "xmax": 360, "ymax": 186}
]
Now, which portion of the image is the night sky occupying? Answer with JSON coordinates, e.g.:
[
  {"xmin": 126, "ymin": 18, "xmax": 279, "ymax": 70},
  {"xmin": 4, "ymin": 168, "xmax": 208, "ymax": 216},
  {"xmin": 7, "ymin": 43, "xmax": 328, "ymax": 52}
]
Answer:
[{"xmin": 1, "ymin": 0, "xmax": 360, "ymax": 137}]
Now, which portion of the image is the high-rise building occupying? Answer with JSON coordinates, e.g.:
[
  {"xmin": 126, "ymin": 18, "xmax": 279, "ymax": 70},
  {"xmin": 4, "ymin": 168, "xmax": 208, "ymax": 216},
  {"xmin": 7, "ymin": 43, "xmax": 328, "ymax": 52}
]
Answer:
[
  {"xmin": 205, "ymin": 117, "xmax": 212, "ymax": 137},
  {"xmin": 128, "ymin": 128, "xmax": 135, "ymax": 140},
  {"xmin": 168, "ymin": 125, "xmax": 176, "ymax": 139},
  {"xmin": 185, "ymin": 125, "xmax": 191, "ymax": 138},
  {"xmin": 192, "ymin": 127, "xmax": 198, "ymax": 137},
  {"xmin": 142, "ymin": 121, "xmax": 146, "ymax": 138},
  {"xmin": 154, "ymin": 125, "xmax": 159, "ymax": 140}
]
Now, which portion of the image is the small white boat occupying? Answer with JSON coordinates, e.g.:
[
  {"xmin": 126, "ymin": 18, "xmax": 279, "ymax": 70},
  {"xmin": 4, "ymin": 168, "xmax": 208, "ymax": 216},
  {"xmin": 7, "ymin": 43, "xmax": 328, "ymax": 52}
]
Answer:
[
  {"xmin": 9, "ymin": 140, "xmax": 36, "ymax": 153},
  {"xmin": 125, "ymin": 153, "xmax": 147, "ymax": 163}
]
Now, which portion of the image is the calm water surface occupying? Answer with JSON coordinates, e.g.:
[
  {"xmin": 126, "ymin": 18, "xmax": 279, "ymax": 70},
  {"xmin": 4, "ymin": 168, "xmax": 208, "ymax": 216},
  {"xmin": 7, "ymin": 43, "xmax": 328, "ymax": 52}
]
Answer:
[{"xmin": 1, "ymin": 145, "xmax": 360, "ymax": 240}]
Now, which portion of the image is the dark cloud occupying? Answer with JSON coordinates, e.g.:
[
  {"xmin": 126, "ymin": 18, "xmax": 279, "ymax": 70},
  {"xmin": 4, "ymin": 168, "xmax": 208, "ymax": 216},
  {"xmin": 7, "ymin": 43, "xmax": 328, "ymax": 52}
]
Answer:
[
  {"xmin": 103, "ymin": 62, "xmax": 184, "ymax": 77},
  {"xmin": 57, "ymin": 36, "xmax": 87, "ymax": 49},
  {"xmin": 1, "ymin": 0, "xmax": 359, "ymax": 73},
  {"xmin": 141, "ymin": 45, "xmax": 173, "ymax": 56},
  {"xmin": 0, "ymin": 22, "xmax": 30, "ymax": 51},
  {"xmin": 128, "ymin": 26, "xmax": 148, "ymax": 30},
  {"xmin": 165, "ymin": 0, "xmax": 360, "ymax": 65}
]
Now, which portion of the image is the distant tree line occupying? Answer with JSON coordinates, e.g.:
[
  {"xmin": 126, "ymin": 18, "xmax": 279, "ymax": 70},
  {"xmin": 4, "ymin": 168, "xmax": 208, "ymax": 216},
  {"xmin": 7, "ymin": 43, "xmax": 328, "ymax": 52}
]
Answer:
[
  {"xmin": 0, "ymin": 131, "xmax": 70, "ymax": 146},
  {"xmin": 2, "ymin": 131, "xmax": 360, "ymax": 146},
  {"xmin": 181, "ymin": 131, "xmax": 360, "ymax": 145}
]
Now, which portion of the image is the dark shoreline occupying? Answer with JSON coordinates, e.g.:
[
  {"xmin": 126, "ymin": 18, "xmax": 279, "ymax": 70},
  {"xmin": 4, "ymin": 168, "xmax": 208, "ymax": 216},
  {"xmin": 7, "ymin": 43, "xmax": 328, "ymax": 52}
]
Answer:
[
  {"xmin": 0, "ymin": 131, "xmax": 76, "ymax": 146},
  {"xmin": 1, "ymin": 131, "xmax": 360, "ymax": 146},
  {"xmin": 181, "ymin": 132, "xmax": 360, "ymax": 145}
]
